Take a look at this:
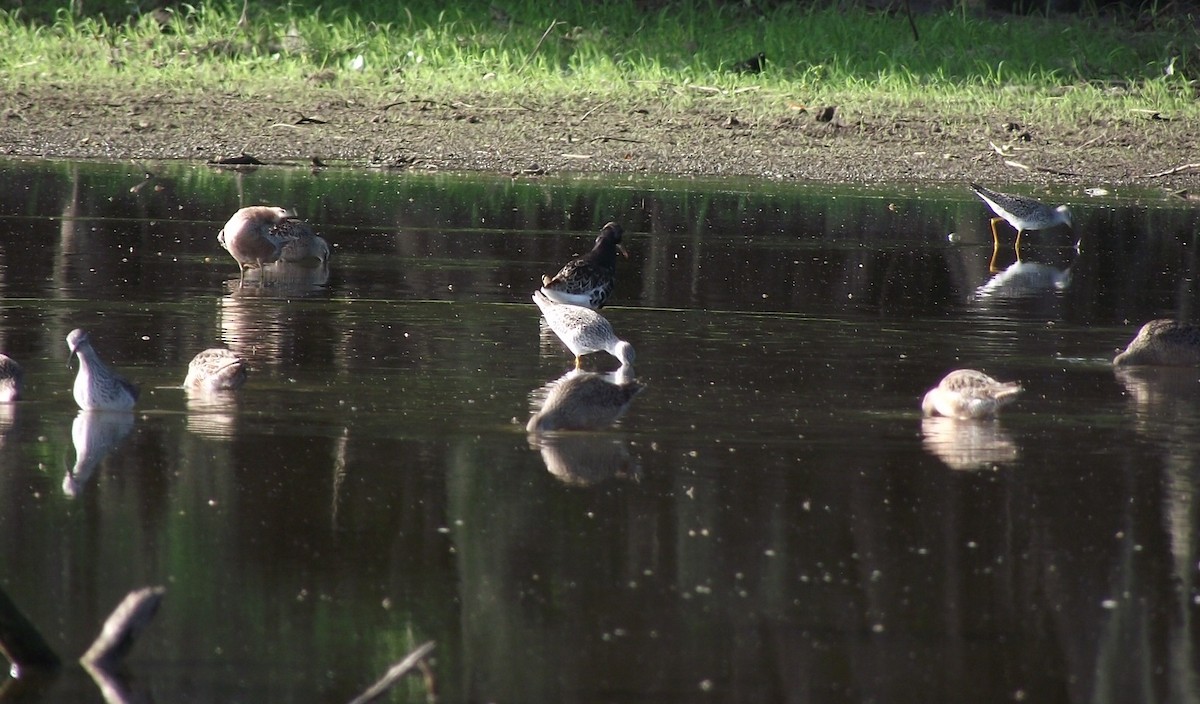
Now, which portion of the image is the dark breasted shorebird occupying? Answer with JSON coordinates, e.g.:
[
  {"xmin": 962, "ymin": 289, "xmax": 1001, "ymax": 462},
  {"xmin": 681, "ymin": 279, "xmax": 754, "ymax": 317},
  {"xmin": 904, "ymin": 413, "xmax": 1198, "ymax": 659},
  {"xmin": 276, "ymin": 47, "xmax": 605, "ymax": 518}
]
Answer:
[
  {"xmin": 0, "ymin": 354, "xmax": 23, "ymax": 402},
  {"xmin": 184, "ymin": 348, "xmax": 248, "ymax": 392},
  {"xmin": 1113, "ymin": 319, "xmax": 1200, "ymax": 367},
  {"xmin": 66, "ymin": 329, "xmax": 139, "ymax": 411},
  {"xmin": 921, "ymin": 369, "xmax": 1023, "ymax": 420},
  {"xmin": 540, "ymin": 222, "xmax": 628, "ymax": 310},
  {"xmin": 533, "ymin": 291, "xmax": 635, "ymax": 370},
  {"xmin": 970, "ymin": 184, "xmax": 1073, "ymax": 263},
  {"xmin": 217, "ymin": 206, "xmax": 330, "ymax": 281}
]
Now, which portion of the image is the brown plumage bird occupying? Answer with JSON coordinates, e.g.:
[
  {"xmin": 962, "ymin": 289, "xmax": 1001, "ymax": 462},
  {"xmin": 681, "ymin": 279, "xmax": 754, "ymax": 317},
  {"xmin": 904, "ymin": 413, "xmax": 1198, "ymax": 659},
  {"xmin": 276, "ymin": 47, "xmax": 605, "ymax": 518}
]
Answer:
[
  {"xmin": 217, "ymin": 206, "xmax": 330, "ymax": 281},
  {"xmin": 540, "ymin": 222, "xmax": 628, "ymax": 310}
]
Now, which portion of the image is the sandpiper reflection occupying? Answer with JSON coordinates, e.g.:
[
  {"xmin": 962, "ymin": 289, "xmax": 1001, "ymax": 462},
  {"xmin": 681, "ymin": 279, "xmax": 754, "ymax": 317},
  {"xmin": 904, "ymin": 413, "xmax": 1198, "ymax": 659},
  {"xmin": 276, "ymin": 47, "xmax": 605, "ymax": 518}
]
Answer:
[
  {"xmin": 221, "ymin": 259, "xmax": 330, "ymax": 296},
  {"xmin": 63, "ymin": 410, "xmax": 135, "ymax": 497},
  {"xmin": 974, "ymin": 259, "xmax": 1072, "ymax": 299},
  {"xmin": 185, "ymin": 388, "xmax": 241, "ymax": 439},
  {"xmin": 527, "ymin": 368, "xmax": 644, "ymax": 433},
  {"xmin": 526, "ymin": 368, "xmax": 645, "ymax": 485},
  {"xmin": 920, "ymin": 416, "xmax": 1020, "ymax": 471}
]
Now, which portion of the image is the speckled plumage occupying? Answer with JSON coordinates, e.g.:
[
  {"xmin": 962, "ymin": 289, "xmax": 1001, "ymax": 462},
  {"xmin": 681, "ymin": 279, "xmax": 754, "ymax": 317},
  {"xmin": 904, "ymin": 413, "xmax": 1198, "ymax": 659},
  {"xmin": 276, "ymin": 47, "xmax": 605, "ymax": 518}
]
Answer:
[
  {"xmin": 971, "ymin": 183, "xmax": 1073, "ymax": 250},
  {"xmin": 527, "ymin": 370, "xmax": 645, "ymax": 432},
  {"xmin": 532, "ymin": 290, "xmax": 635, "ymax": 369},
  {"xmin": 184, "ymin": 348, "xmax": 248, "ymax": 392},
  {"xmin": 540, "ymin": 222, "xmax": 628, "ymax": 310},
  {"xmin": 67, "ymin": 329, "xmax": 139, "ymax": 411},
  {"xmin": 1113, "ymin": 319, "xmax": 1200, "ymax": 367},
  {"xmin": 0, "ymin": 354, "xmax": 24, "ymax": 402},
  {"xmin": 921, "ymin": 369, "xmax": 1022, "ymax": 420},
  {"xmin": 217, "ymin": 206, "xmax": 330, "ymax": 279}
]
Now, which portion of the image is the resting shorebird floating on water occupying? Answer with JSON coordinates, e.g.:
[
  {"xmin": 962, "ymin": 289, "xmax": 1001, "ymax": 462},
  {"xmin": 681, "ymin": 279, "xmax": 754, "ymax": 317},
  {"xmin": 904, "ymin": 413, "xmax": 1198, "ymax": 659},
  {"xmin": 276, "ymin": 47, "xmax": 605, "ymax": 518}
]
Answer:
[{"xmin": 921, "ymin": 368, "xmax": 1022, "ymax": 420}]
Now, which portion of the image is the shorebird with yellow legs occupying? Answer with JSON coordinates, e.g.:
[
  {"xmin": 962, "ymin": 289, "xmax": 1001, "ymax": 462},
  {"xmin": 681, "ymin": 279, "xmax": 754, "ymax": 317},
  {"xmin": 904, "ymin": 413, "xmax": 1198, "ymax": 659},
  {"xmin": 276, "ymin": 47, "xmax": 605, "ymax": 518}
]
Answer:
[{"xmin": 970, "ymin": 184, "xmax": 1074, "ymax": 272}]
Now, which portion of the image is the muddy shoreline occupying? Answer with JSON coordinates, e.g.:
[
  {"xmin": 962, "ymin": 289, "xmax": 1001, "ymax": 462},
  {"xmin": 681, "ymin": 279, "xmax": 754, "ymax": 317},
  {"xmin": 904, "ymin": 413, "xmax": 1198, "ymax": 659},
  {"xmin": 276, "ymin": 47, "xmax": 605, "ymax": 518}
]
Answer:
[{"xmin": 3, "ymin": 85, "xmax": 1198, "ymax": 189}]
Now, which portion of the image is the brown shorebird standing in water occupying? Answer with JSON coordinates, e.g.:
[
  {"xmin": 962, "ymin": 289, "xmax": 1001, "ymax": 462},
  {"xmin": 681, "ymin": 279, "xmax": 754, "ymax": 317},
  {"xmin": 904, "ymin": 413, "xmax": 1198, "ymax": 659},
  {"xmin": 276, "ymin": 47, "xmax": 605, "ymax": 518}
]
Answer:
[
  {"xmin": 540, "ymin": 222, "xmax": 628, "ymax": 310},
  {"xmin": 921, "ymin": 369, "xmax": 1023, "ymax": 420},
  {"xmin": 217, "ymin": 206, "xmax": 330, "ymax": 282},
  {"xmin": 184, "ymin": 348, "xmax": 248, "ymax": 392},
  {"xmin": 532, "ymin": 291, "xmax": 635, "ymax": 370},
  {"xmin": 66, "ymin": 329, "xmax": 139, "ymax": 411}
]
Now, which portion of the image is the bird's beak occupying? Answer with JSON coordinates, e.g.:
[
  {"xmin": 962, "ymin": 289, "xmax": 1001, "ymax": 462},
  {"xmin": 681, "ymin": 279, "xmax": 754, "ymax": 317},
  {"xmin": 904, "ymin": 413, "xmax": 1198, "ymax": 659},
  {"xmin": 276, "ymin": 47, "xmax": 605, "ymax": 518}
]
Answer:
[{"xmin": 617, "ymin": 244, "xmax": 629, "ymax": 258}]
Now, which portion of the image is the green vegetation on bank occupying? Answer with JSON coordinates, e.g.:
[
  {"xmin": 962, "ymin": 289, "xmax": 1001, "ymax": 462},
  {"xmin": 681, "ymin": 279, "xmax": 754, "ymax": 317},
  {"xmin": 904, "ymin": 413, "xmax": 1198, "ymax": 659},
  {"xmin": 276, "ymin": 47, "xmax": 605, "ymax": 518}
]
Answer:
[{"xmin": 1, "ymin": 0, "xmax": 1195, "ymax": 122}]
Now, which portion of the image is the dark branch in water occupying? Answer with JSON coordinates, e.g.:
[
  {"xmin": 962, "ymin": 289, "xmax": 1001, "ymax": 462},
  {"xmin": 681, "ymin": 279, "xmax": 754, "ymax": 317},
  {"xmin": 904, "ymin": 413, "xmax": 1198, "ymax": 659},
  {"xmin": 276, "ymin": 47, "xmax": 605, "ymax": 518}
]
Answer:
[
  {"xmin": 347, "ymin": 641, "xmax": 436, "ymax": 704},
  {"xmin": 0, "ymin": 586, "xmax": 60, "ymax": 675},
  {"xmin": 80, "ymin": 587, "xmax": 166, "ymax": 669}
]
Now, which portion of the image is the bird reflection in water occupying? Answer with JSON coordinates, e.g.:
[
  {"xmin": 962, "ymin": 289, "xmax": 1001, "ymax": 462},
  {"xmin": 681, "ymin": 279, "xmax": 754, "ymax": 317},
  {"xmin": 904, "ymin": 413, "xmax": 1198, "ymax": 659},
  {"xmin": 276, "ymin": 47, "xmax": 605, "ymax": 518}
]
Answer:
[
  {"xmin": 222, "ymin": 259, "xmax": 330, "ymax": 297},
  {"xmin": 218, "ymin": 262, "xmax": 330, "ymax": 366},
  {"xmin": 183, "ymin": 349, "xmax": 245, "ymax": 438},
  {"xmin": 974, "ymin": 259, "xmax": 1072, "ymax": 299},
  {"xmin": 526, "ymin": 368, "xmax": 645, "ymax": 485},
  {"xmin": 920, "ymin": 416, "xmax": 1020, "ymax": 471},
  {"xmin": 1113, "ymin": 366, "xmax": 1200, "ymax": 432},
  {"xmin": 63, "ymin": 410, "xmax": 135, "ymax": 497}
]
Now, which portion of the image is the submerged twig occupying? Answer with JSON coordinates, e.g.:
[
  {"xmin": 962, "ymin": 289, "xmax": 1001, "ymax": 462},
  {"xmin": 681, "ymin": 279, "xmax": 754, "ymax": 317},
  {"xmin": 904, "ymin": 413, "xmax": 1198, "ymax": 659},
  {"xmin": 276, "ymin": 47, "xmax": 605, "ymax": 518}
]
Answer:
[
  {"xmin": 347, "ymin": 641, "xmax": 436, "ymax": 704},
  {"xmin": 0, "ymin": 586, "xmax": 60, "ymax": 675},
  {"xmin": 80, "ymin": 586, "xmax": 166, "ymax": 669}
]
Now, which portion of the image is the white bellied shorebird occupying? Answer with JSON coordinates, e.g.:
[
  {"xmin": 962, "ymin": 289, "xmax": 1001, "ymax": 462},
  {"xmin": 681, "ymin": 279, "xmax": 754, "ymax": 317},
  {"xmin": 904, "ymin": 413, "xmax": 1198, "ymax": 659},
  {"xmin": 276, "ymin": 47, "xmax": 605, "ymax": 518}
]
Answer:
[
  {"xmin": 67, "ymin": 329, "xmax": 139, "ymax": 411},
  {"xmin": 1113, "ymin": 319, "xmax": 1200, "ymax": 367},
  {"xmin": 184, "ymin": 348, "xmax": 248, "ymax": 392},
  {"xmin": 970, "ymin": 183, "xmax": 1073, "ymax": 269},
  {"xmin": 0, "ymin": 354, "xmax": 23, "ymax": 402},
  {"xmin": 217, "ymin": 206, "xmax": 330, "ymax": 281},
  {"xmin": 540, "ymin": 222, "xmax": 628, "ymax": 310},
  {"xmin": 532, "ymin": 290, "xmax": 635, "ymax": 370},
  {"xmin": 921, "ymin": 369, "xmax": 1023, "ymax": 420}
]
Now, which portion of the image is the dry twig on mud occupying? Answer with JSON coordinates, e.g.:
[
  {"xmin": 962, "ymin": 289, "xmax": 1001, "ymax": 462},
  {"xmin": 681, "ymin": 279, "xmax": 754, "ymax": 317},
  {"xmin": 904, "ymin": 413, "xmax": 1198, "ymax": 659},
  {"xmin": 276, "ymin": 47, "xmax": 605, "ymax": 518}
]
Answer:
[{"xmin": 1141, "ymin": 163, "xmax": 1200, "ymax": 178}]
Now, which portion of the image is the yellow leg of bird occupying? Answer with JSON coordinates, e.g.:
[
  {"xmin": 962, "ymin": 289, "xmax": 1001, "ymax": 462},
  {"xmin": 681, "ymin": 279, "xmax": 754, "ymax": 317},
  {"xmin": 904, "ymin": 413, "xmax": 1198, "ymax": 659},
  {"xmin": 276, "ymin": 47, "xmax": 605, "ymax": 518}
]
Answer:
[
  {"xmin": 1014, "ymin": 229, "xmax": 1024, "ymax": 261},
  {"xmin": 574, "ymin": 356, "xmax": 582, "ymax": 370},
  {"xmin": 988, "ymin": 218, "xmax": 1004, "ymax": 272}
]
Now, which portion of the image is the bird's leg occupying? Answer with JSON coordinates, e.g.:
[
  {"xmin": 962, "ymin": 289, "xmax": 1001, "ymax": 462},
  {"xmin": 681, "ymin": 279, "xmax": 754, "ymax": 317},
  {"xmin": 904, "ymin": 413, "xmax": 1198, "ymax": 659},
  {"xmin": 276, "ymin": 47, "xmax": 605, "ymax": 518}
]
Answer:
[
  {"xmin": 1014, "ymin": 229, "xmax": 1025, "ymax": 260},
  {"xmin": 988, "ymin": 218, "xmax": 1004, "ymax": 273},
  {"xmin": 989, "ymin": 243, "xmax": 1003, "ymax": 274},
  {"xmin": 989, "ymin": 217, "xmax": 1004, "ymax": 249},
  {"xmin": 574, "ymin": 356, "xmax": 583, "ymax": 370}
]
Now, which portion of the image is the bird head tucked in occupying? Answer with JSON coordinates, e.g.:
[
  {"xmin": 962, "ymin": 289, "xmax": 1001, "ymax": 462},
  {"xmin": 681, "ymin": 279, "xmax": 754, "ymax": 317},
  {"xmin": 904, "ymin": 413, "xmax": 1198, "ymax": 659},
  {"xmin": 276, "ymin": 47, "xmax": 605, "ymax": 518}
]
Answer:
[{"xmin": 217, "ymin": 205, "xmax": 294, "ymax": 250}]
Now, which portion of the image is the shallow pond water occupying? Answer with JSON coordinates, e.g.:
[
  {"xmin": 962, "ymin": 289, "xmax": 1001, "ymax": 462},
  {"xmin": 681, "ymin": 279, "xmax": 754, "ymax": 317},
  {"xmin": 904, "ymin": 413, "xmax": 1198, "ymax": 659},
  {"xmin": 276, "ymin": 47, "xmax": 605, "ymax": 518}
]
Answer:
[{"xmin": 0, "ymin": 160, "xmax": 1198, "ymax": 702}]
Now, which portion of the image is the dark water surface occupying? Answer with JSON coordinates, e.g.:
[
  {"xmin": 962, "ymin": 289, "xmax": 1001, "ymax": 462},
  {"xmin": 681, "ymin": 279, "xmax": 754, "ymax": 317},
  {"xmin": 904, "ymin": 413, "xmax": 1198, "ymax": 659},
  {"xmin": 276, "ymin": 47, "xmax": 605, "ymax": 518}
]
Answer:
[{"xmin": 1, "ymin": 160, "xmax": 1198, "ymax": 703}]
